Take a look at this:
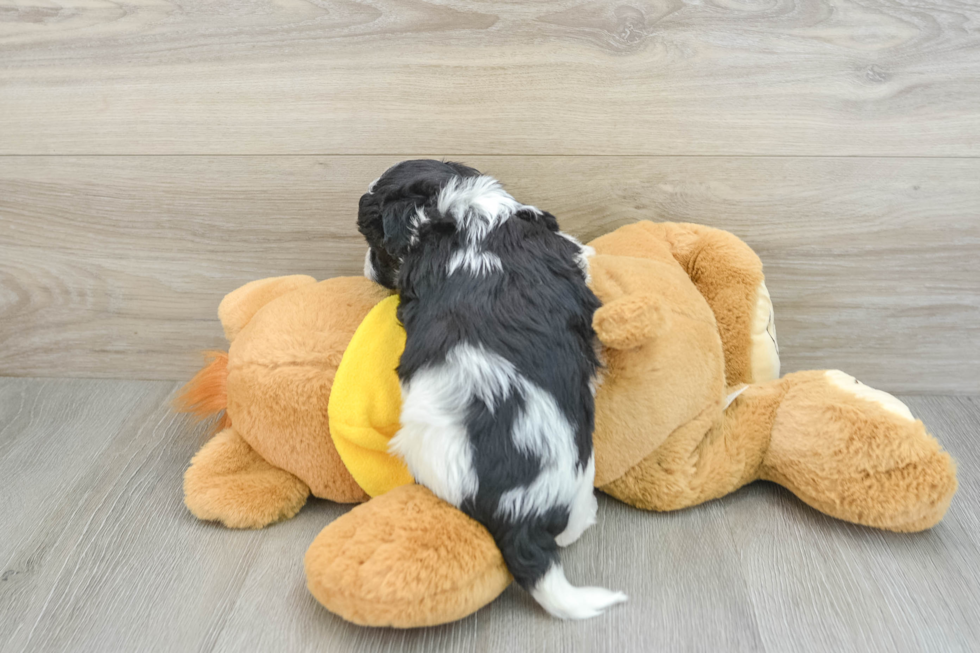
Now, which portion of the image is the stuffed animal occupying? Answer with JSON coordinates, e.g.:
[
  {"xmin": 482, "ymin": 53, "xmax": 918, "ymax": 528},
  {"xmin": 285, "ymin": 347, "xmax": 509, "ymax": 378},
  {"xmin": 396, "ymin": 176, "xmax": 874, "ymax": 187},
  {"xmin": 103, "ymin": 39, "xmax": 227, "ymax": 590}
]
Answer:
[{"xmin": 177, "ymin": 221, "xmax": 957, "ymax": 628}]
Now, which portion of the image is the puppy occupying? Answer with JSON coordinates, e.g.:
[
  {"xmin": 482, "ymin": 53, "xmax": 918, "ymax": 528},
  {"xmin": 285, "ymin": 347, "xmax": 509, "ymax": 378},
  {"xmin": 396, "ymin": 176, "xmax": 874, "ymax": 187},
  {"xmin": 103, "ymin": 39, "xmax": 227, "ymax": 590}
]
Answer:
[{"xmin": 357, "ymin": 160, "xmax": 626, "ymax": 619}]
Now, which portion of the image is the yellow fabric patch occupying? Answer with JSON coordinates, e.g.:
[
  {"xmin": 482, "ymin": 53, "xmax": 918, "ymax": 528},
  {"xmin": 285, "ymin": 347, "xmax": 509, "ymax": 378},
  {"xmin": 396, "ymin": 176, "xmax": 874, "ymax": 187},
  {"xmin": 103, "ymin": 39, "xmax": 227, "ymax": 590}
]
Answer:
[{"xmin": 329, "ymin": 295, "xmax": 414, "ymax": 497}]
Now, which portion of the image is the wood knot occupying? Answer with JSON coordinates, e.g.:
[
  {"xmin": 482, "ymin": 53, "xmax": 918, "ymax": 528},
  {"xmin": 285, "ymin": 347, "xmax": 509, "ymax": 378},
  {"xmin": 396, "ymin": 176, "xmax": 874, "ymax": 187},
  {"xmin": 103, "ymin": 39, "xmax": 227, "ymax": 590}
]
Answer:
[
  {"xmin": 865, "ymin": 65, "xmax": 890, "ymax": 83},
  {"xmin": 614, "ymin": 6, "xmax": 649, "ymax": 45}
]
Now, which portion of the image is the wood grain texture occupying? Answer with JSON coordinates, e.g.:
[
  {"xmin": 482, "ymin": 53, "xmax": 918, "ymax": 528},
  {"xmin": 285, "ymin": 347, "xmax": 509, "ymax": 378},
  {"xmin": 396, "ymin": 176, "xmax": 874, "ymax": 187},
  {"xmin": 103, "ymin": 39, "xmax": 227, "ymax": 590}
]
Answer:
[
  {"xmin": 1, "ymin": 0, "xmax": 979, "ymax": 155},
  {"xmin": 1, "ymin": 378, "xmax": 978, "ymax": 652},
  {"xmin": 2, "ymin": 155, "xmax": 978, "ymax": 391}
]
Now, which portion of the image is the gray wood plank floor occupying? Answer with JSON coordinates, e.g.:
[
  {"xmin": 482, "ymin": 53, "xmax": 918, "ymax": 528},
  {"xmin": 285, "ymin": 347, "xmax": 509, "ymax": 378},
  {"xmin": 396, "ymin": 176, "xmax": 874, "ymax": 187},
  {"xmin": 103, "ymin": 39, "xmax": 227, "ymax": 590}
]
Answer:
[{"xmin": 1, "ymin": 378, "xmax": 977, "ymax": 653}]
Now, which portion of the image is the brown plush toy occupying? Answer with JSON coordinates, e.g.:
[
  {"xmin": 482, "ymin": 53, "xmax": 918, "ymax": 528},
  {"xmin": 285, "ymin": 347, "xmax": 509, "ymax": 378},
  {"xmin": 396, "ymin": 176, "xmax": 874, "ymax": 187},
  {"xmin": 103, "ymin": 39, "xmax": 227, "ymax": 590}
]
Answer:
[{"xmin": 177, "ymin": 221, "xmax": 957, "ymax": 628}]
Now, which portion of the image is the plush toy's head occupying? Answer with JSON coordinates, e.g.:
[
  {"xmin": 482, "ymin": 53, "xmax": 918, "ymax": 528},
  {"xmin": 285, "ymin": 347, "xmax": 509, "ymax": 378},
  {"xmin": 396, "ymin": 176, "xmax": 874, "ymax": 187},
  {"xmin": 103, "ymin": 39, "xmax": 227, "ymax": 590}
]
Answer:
[{"xmin": 357, "ymin": 159, "xmax": 481, "ymax": 288}]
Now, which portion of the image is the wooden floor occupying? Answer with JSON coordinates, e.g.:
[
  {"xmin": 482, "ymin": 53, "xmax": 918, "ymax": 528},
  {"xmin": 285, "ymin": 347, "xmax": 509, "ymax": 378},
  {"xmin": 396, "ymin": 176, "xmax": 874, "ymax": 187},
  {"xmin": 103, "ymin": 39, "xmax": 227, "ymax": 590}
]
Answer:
[{"xmin": 0, "ymin": 377, "xmax": 977, "ymax": 653}]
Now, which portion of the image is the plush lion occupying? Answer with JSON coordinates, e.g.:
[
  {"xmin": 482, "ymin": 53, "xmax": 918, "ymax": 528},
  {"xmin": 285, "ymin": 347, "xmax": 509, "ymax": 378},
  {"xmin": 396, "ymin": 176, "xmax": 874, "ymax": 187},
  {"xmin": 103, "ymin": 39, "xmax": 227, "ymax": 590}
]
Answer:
[{"xmin": 177, "ymin": 221, "xmax": 956, "ymax": 627}]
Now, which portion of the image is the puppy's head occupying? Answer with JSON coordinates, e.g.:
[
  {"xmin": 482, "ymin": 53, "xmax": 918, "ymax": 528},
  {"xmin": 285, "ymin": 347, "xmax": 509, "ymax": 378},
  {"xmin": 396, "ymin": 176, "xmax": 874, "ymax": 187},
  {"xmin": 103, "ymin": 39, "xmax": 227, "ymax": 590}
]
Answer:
[{"xmin": 358, "ymin": 159, "xmax": 480, "ymax": 288}]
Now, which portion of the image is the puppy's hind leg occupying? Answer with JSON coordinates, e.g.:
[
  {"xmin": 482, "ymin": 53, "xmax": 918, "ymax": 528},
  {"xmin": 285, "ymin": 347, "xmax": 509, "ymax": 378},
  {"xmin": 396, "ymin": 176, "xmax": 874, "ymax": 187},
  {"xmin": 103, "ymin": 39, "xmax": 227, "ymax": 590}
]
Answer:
[{"xmin": 556, "ymin": 455, "xmax": 598, "ymax": 547}]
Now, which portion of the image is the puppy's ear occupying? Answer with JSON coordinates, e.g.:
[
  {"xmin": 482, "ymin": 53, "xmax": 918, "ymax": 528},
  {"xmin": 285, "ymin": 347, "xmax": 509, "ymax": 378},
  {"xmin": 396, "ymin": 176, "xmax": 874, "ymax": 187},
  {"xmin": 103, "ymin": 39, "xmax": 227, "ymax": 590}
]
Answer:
[
  {"xmin": 364, "ymin": 159, "xmax": 469, "ymax": 259},
  {"xmin": 516, "ymin": 208, "xmax": 560, "ymax": 232},
  {"xmin": 380, "ymin": 198, "xmax": 420, "ymax": 258},
  {"xmin": 538, "ymin": 210, "xmax": 560, "ymax": 232},
  {"xmin": 357, "ymin": 192, "xmax": 385, "ymax": 249},
  {"xmin": 444, "ymin": 161, "xmax": 481, "ymax": 178}
]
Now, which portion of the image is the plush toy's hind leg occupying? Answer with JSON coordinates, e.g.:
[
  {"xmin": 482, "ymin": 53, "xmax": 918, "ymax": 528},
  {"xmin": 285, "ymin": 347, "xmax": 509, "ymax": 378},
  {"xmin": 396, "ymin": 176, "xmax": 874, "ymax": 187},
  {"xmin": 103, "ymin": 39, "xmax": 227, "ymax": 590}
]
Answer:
[
  {"xmin": 763, "ymin": 371, "xmax": 957, "ymax": 532},
  {"xmin": 218, "ymin": 275, "xmax": 317, "ymax": 342},
  {"xmin": 184, "ymin": 427, "xmax": 310, "ymax": 529},
  {"xmin": 599, "ymin": 382, "xmax": 783, "ymax": 511}
]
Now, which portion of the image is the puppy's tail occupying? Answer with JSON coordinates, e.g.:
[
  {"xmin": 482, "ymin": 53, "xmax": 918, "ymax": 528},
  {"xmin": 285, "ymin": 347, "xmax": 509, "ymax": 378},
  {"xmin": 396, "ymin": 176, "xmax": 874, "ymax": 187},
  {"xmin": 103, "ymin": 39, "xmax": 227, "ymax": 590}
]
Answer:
[
  {"xmin": 174, "ymin": 350, "xmax": 230, "ymax": 435},
  {"xmin": 495, "ymin": 520, "xmax": 627, "ymax": 619}
]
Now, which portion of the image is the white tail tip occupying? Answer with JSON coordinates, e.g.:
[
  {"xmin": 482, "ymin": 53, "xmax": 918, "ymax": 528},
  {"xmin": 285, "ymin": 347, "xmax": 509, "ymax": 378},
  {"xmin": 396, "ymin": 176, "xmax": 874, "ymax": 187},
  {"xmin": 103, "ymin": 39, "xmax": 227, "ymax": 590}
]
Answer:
[{"xmin": 530, "ymin": 564, "xmax": 628, "ymax": 619}]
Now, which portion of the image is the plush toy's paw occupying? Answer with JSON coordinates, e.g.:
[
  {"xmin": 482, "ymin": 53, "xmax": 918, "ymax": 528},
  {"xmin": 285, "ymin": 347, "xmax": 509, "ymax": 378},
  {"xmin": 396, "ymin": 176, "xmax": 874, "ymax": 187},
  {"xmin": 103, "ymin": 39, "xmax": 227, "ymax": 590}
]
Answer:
[
  {"xmin": 764, "ymin": 371, "xmax": 957, "ymax": 532},
  {"xmin": 184, "ymin": 427, "xmax": 310, "ymax": 529},
  {"xmin": 305, "ymin": 484, "xmax": 512, "ymax": 627},
  {"xmin": 593, "ymin": 293, "xmax": 667, "ymax": 350}
]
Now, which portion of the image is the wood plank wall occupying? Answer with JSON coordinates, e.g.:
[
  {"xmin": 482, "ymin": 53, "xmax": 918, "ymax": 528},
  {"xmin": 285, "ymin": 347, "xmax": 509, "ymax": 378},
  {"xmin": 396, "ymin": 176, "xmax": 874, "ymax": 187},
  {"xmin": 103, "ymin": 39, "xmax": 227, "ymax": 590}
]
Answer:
[{"xmin": 1, "ymin": 1, "xmax": 978, "ymax": 392}]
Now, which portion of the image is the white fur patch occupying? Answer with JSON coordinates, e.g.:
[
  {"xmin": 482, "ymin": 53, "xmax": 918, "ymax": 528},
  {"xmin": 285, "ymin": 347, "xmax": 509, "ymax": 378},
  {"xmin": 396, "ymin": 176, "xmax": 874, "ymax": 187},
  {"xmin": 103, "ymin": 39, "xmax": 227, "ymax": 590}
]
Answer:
[
  {"xmin": 437, "ymin": 175, "xmax": 521, "ymax": 242},
  {"xmin": 496, "ymin": 382, "xmax": 583, "ymax": 522},
  {"xmin": 447, "ymin": 248, "xmax": 504, "ymax": 276},
  {"xmin": 391, "ymin": 377, "xmax": 479, "ymax": 507},
  {"xmin": 363, "ymin": 248, "xmax": 377, "ymax": 283},
  {"xmin": 531, "ymin": 564, "xmax": 627, "ymax": 620},
  {"xmin": 408, "ymin": 206, "xmax": 429, "ymax": 246},
  {"xmin": 390, "ymin": 343, "xmax": 520, "ymax": 506},
  {"xmin": 555, "ymin": 454, "xmax": 597, "ymax": 547},
  {"xmin": 443, "ymin": 342, "xmax": 519, "ymax": 412},
  {"xmin": 437, "ymin": 175, "xmax": 520, "ymax": 276},
  {"xmin": 367, "ymin": 177, "xmax": 380, "ymax": 194},
  {"xmin": 558, "ymin": 231, "xmax": 595, "ymax": 283}
]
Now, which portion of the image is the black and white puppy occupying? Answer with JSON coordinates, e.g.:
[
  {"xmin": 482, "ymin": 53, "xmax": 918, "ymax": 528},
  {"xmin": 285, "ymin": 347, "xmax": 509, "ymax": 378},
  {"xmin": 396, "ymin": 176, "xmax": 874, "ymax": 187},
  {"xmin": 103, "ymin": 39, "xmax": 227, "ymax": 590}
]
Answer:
[{"xmin": 358, "ymin": 160, "xmax": 626, "ymax": 619}]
